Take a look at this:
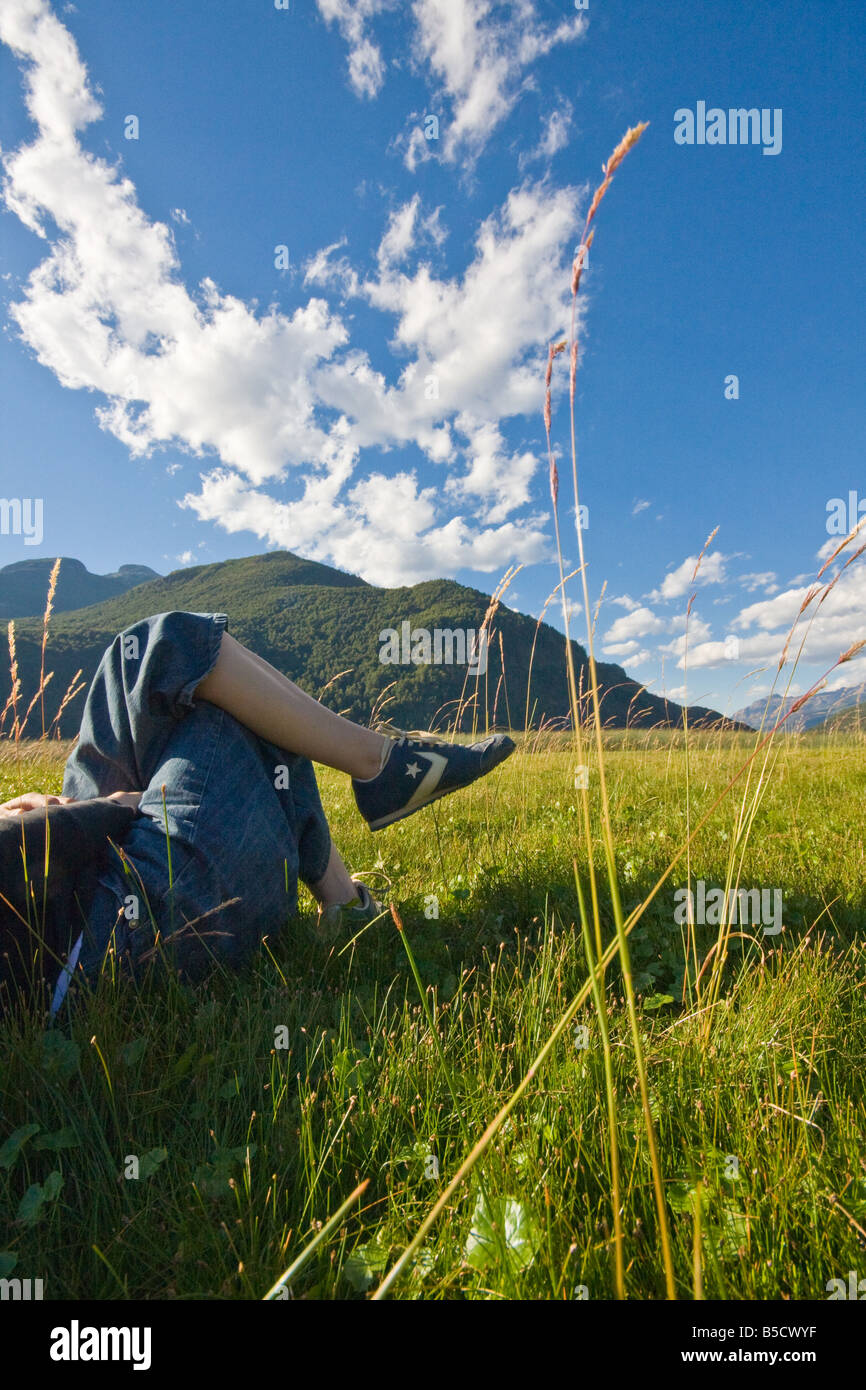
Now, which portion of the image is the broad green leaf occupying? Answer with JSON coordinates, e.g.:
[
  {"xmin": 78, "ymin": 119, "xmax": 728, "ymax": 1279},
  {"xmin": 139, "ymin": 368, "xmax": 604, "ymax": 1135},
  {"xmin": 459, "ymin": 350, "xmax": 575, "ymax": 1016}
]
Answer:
[
  {"xmin": 511, "ymin": 1143, "xmax": 532, "ymax": 1171},
  {"xmin": 192, "ymin": 1144, "xmax": 256, "ymax": 1198},
  {"xmin": 16, "ymin": 1170, "xmax": 64, "ymax": 1222},
  {"xmin": 343, "ymin": 1239, "xmax": 389, "ymax": 1292},
  {"xmin": 137, "ymin": 1147, "xmax": 168, "ymax": 1180},
  {"xmin": 0, "ymin": 1124, "xmax": 41, "ymax": 1170},
  {"xmin": 172, "ymin": 1042, "xmax": 198, "ymax": 1079},
  {"xmin": 121, "ymin": 1037, "xmax": 147, "ymax": 1066},
  {"xmin": 220, "ymin": 1144, "xmax": 257, "ymax": 1164},
  {"xmin": 192, "ymin": 1163, "xmax": 227, "ymax": 1199},
  {"xmin": 33, "ymin": 1128, "xmax": 79, "ymax": 1151},
  {"xmin": 711, "ymin": 1208, "xmax": 749, "ymax": 1257},
  {"xmin": 16, "ymin": 1183, "xmax": 46, "ymax": 1225},
  {"xmin": 529, "ymin": 1112, "xmax": 557, "ymax": 1145},
  {"xmin": 465, "ymin": 1194, "xmax": 541, "ymax": 1274},
  {"xmin": 39, "ymin": 1031, "xmax": 80, "ymax": 1080},
  {"xmin": 667, "ymin": 1180, "xmax": 700, "ymax": 1214},
  {"xmin": 332, "ymin": 1050, "xmax": 374, "ymax": 1089},
  {"xmin": 0, "ymin": 1252, "xmax": 18, "ymax": 1277},
  {"xmin": 643, "ymin": 993, "xmax": 675, "ymax": 1011},
  {"xmin": 41, "ymin": 1170, "xmax": 63, "ymax": 1202}
]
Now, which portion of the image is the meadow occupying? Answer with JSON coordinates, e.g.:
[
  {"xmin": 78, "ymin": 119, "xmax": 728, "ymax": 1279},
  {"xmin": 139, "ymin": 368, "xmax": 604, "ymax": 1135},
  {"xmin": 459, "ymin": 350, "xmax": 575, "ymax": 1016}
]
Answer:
[
  {"xmin": 1, "ymin": 125, "xmax": 863, "ymax": 1304},
  {"xmin": 1, "ymin": 727, "xmax": 864, "ymax": 1300}
]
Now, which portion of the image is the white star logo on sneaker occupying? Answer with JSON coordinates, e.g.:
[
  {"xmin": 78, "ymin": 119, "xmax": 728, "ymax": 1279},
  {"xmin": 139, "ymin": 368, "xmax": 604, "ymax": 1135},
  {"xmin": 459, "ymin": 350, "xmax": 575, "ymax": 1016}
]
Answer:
[{"xmin": 406, "ymin": 761, "xmax": 421, "ymax": 779}]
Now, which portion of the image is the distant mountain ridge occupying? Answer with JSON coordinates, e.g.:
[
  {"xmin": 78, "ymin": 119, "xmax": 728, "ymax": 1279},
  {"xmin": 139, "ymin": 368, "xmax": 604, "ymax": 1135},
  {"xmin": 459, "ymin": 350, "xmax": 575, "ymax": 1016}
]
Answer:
[
  {"xmin": 734, "ymin": 684, "xmax": 866, "ymax": 732},
  {"xmin": 0, "ymin": 557, "xmax": 160, "ymax": 619},
  {"xmin": 2, "ymin": 550, "xmax": 740, "ymax": 737}
]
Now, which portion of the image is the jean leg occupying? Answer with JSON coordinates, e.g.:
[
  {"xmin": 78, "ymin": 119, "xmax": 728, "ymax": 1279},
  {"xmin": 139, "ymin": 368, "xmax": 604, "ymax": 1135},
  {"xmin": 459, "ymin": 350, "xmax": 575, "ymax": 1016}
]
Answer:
[
  {"xmin": 60, "ymin": 611, "xmax": 333, "ymax": 983},
  {"xmin": 254, "ymin": 734, "xmax": 333, "ymax": 890},
  {"xmin": 62, "ymin": 611, "xmax": 228, "ymax": 800}
]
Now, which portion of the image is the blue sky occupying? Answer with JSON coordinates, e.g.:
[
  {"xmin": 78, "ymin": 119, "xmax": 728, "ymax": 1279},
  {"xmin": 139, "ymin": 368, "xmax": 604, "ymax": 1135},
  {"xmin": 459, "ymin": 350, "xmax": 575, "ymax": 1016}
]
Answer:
[{"xmin": 1, "ymin": 0, "xmax": 864, "ymax": 718}]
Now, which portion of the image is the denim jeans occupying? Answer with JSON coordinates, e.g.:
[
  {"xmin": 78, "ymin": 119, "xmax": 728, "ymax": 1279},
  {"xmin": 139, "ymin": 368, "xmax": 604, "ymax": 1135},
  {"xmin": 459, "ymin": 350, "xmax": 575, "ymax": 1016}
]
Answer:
[{"xmin": 60, "ymin": 611, "xmax": 332, "ymax": 986}]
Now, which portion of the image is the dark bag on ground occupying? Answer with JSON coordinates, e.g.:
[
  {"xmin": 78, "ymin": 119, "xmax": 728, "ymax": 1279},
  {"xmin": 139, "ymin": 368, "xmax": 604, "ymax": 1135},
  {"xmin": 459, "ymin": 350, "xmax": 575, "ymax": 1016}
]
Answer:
[{"xmin": 0, "ymin": 800, "xmax": 135, "ymax": 1010}]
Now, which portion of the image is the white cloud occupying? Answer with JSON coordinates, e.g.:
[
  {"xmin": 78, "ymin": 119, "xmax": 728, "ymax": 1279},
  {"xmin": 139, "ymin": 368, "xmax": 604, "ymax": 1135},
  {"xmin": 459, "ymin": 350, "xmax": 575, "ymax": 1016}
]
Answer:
[
  {"xmin": 603, "ymin": 605, "xmax": 666, "ymax": 646},
  {"xmin": 315, "ymin": 0, "xmax": 587, "ymax": 168},
  {"xmin": 402, "ymin": 0, "xmax": 586, "ymax": 167},
  {"xmin": 181, "ymin": 465, "xmax": 549, "ymax": 587},
  {"xmin": 738, "ymin": 570, "xmax": 778, "ymax": 594},
  {"xmin": 375, "ymin": 195, "xmax": 445, "ymax": 270},
  {"xmin": 1, "ymin": 1, "xmax": 586, "ymax": 586},
  {"xmin": 519, "ymin": 100, "xmax": 573, "ymax": 168},
  {"xmin": 731, "ymin": 586, "xmax": 811, "ymax": 635},
  {"xmin": 304, "ymin": 238, "xmax": 362, "ymax": 298},
  {"xmin": 631, "ymin": 498, "xmax": 650, "ymax": 516},
  {"xmin": 377, "ymin": 197, "xmax": 421, "ymax": 268},
  {"xmin": 316, "ymin": 0, "xmax": 392, "ymax": 99},
  {"xmin": 444, "ymin": 416, "xmax": 539, "ymax": 524},
  {"xmin": 648, "ymin": 550, "xmax": 729, "ymax": 602},
  {"xmin": 602, "ymin": 639, "xmax": 641, "ymax": 659},
  {"xmin": 355, "ymin": 180, "xmax": 581, "ymax": 425},
  {"xmin": 826, "ymin": 660, "xmax": 866, "ymax": 690},
  {"xmin": 600, "ymin": 535, "xmax": 866, "ymax": 683},
  {"xmin": 687, "ymin": 563, "xmax": 866, "ymax": 672},
  {"xmin": 659, "ymin": 616, "xmax": 713, "ymax": 658},
  {"xmin": 536, "ymin": 102, "xmax": 572, "ymax": 159}
]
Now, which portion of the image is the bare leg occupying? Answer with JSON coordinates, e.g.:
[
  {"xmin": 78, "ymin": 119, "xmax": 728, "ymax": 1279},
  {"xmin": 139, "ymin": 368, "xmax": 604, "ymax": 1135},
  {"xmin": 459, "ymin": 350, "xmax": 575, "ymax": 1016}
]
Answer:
[
  {"xmin": 308, "ymin": 839, "xmax": 359, "ymax": 908},
  {"xmin": 194, "ymin": 632, "xmax": 389, "ymax": 780}
]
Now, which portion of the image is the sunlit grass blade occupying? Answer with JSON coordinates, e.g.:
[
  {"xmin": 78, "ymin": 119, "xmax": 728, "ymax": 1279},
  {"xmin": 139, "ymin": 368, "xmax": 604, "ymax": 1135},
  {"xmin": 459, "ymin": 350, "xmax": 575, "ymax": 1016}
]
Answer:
[{"xmin": 262, "ymin": 1179, "xmax": 369, "ymax": 1300}]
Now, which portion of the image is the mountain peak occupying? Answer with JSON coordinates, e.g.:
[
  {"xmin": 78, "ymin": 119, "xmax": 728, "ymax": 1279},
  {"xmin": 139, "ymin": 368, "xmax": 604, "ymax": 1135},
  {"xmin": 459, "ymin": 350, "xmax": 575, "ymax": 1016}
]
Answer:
[{"xmin": 0, "ymin": 557, "xmax": 161, "ymax": 620}]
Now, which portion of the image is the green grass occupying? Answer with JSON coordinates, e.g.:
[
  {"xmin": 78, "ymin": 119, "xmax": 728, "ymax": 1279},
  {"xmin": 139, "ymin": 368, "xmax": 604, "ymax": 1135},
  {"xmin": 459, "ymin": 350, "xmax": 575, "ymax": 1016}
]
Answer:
[{"xmin": 1, "ymin": 731, "xmax": 864, "ymax": 1300}]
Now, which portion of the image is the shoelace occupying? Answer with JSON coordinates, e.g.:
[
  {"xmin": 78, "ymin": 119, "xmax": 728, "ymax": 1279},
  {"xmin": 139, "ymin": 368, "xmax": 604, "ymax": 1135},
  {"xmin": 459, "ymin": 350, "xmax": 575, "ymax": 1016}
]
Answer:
[
  {"xmin": 377, "ymin": 725, "xmax": 456, "ymax": 749},
  {"xmin": 375, "ymin": 721, "xmax": 501, "ymax": 751}
]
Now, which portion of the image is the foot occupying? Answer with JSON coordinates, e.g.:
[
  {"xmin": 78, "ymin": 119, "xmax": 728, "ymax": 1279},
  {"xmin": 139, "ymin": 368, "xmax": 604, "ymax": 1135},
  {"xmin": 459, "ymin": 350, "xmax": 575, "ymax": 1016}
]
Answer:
[
  {"xmin": 352, "ymin": 731, "xmax": 515, "ymax": 831},
  {"xmin": 316, "ymin": 880, "xmax": 384, "ymax": 942}
]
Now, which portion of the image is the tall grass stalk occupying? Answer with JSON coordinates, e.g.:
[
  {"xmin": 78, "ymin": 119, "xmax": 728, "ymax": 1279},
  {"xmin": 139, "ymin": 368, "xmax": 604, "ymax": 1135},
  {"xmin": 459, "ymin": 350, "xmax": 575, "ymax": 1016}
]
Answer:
[
  {"xmin": 681, "ymin": 530, "xmax": 719, "ymax": 1006},
  {"xmin": 39, "ymin": 559, "xmax": 61, "ymax": 738},
  {"xmin": 261, "ymin": 1179, "xmax": 369, "ymax": 1300},
  {"xmin": 575, "ymin": 864, "xmax": 624, "ymax": 1297},
  {"xmin": 546, "ymin": 122, "xmax": 677, "ymax": 1297}
]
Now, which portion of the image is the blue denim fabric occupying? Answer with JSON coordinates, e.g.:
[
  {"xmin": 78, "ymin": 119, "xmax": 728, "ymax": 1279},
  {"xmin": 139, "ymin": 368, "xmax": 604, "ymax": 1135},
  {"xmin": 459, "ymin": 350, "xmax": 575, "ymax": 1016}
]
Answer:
[{"xmin": 61, "ymin": 611, "xmax": 332, "ymax": 984}]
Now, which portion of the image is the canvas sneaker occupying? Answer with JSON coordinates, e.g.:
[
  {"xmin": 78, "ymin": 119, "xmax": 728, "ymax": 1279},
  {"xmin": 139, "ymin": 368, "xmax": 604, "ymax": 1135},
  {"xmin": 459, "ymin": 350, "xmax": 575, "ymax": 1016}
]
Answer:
[
  {"xmin": 315, "ymin": 880, "xmax": 384, "ymax": 942},
  {"xmin": 352, "ymin": 731, "xmax": 515, "ymax": 831}
]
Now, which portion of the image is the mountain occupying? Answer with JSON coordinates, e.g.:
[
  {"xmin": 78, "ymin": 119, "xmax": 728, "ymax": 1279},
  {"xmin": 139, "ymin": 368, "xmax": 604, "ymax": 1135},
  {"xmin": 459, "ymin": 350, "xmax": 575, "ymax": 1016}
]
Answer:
[
  {"xmin": 734, "ymin": 683, "xmax": 866, "ymax": 732},
  {"xmin": 1, "ymin": 550, "xmax": 739, "ymax": 738},
  {"xmin": 0, "ymin": 558, "xmax": 160, "ymax": 619}
]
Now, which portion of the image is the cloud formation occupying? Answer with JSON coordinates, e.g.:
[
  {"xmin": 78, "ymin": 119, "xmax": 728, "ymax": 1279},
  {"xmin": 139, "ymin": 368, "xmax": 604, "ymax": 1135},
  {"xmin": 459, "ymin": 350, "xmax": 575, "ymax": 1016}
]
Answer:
[
  {"xmin": 316, "ymin": 0, "xmax": 392, "ymax": 98},
  {"xmin": 316, "ymin": 0, "xmax": 586, "ymax": 169},
  {"xmin": 0, "ymin": 0, "xmax": 585, "ymax": 585},
  {"xmin": 647, "ymin": 549, "xmax": 729, "ymax": 602}
]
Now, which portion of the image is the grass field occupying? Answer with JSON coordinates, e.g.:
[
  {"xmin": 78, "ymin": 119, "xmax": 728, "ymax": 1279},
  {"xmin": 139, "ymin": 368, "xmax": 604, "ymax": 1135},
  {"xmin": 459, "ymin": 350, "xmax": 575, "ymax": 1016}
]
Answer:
[
  {"xmin": 1, "ymin": 729, "xmax": 864, "ymax": 1301},
  {"xmin": 1, "ymin": 128, "xmax": 863, "ymax": 1304}
]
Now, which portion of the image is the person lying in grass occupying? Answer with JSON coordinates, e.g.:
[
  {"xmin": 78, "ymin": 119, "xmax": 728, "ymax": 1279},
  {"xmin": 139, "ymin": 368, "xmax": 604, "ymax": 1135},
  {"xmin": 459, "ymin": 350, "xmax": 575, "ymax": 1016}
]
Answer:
[{"xmin": 0, "ymin": 611, "xmax": 514, "ymax": 1016}]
